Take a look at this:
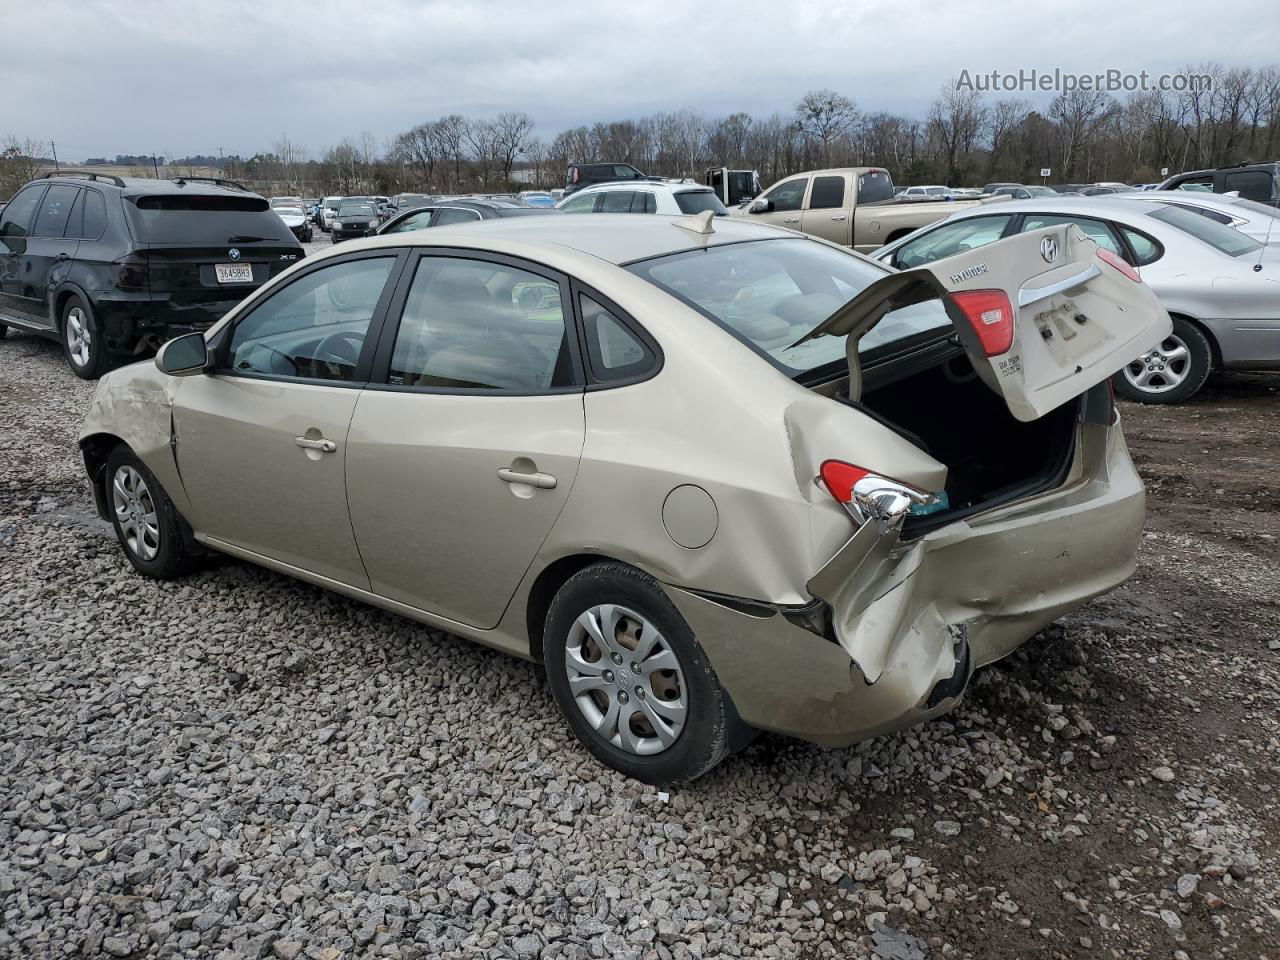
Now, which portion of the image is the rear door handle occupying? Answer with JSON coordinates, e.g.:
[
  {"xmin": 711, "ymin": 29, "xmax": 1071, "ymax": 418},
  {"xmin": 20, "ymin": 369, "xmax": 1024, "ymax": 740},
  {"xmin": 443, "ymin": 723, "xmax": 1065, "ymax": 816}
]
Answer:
[
  {"xmin": 830, "ymin": 215, "xmax": 847, "ymax": 221},
  {"xmin": 784, "ymin": 217, "xmax": 800, "ymax": 224},
  {"xmin": 497, "ymin": 467, "xmax": 557, "ymax": 489},
  {"xmin": 295, "ymin": 436, "xmax": 337, "ymax": 453}
]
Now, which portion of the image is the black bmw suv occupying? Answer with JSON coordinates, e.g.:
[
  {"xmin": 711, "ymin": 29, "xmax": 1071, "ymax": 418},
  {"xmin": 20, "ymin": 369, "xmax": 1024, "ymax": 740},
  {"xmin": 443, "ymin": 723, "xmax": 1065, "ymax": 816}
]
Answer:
[{"xmin": 0, "ymin": 172, "xmax": 304, "ymax": 378}]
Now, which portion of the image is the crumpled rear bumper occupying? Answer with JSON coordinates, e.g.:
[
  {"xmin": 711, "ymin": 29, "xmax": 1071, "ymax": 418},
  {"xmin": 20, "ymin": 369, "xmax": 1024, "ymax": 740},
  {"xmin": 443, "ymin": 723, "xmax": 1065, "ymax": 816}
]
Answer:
[{"xmin": 664, "ymin": 422, "xmax": 1144, "ymax": 747}]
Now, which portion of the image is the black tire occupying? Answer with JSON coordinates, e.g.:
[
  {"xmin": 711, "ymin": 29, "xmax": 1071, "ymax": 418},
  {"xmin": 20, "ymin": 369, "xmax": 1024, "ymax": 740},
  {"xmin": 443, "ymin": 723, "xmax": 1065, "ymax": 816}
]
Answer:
[
  {"xmin": 1112, "ymin": 316, "xmax": 1212, "ymax": 405},
  {"xmin": 543, "ymin": 562, "xmax": 745, "ymax": 784},
  {"xmin": 60, "ymin": 294, "xmax": 111, "ymax": 379},
  {"xmin": 104, "ymin": 445, "xmax": 199, "ymax": 579},
  {"xmin": 0, "ymin": 323, "xmax": 8, "ymax": 340}
]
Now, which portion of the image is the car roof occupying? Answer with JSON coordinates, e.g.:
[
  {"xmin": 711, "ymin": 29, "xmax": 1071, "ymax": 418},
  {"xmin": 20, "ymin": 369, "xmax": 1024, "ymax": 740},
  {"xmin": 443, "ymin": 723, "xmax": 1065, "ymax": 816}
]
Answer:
[
  {"xmin": 346, "ymin": 213, "xmax": 791, "ymax": 266},
  {"xmin": 34, "ymin": 173, "xmax": 258, "ymax": 200},
  {"xmin": 574, "ymin": 180, "xmax": 714, "ymax": 196}
]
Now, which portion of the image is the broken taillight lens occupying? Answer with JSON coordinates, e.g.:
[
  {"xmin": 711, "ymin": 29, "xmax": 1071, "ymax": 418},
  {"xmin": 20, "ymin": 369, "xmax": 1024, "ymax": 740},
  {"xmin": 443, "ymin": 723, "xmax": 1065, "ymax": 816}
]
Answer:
[
  {"xmin": 1096, "ymin": 247, "xmax": 1142, "ymax": 283},
  {"xmin": 947, "ymin": 289, "xmax": 1014, "ymax": 357},
  {"xmin": 819, "ymin": 460, "xmax": 935, "ymax": 532}
]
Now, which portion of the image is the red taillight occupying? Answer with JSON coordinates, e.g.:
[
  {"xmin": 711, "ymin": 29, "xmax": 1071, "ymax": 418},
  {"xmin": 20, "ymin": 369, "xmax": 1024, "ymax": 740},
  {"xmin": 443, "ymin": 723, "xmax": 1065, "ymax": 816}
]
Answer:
[
  {"xmin": 948, "ymin": 289, "xmax": 1014, "ymax": 357},
  {"xmin": 112, "ymin": 253, "xmax": 149, "ymax": 291},
  {"xmin": 819, "ymin": 460, "xmax": 870, "ymax": 503},
  {"xmin": 1097, "ymin": 247, "xmax": 1142, "ymax": 283}
]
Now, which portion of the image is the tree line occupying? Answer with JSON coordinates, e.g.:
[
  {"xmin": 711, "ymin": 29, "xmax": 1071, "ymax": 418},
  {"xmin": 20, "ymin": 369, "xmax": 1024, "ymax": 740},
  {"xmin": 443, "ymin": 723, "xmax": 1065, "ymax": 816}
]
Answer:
[{"xmin": 4, "ymin": 62, "xmax": 1277, "ymax": 199}]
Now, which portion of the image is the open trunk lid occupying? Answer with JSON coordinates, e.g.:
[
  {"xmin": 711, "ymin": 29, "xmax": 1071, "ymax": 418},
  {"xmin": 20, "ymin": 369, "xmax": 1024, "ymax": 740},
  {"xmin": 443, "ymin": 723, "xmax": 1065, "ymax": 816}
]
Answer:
[{"xmin": 794, "ymin": 224, "xmax": 1172, "ymax": 422}]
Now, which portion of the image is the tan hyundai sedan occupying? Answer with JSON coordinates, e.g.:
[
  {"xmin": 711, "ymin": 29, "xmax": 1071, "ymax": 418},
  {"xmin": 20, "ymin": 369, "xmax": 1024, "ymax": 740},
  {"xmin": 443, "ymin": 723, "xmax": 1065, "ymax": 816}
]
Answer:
[{"xmin": 80, "ymin": 213, "xmax": 1170, "ymax": 783}]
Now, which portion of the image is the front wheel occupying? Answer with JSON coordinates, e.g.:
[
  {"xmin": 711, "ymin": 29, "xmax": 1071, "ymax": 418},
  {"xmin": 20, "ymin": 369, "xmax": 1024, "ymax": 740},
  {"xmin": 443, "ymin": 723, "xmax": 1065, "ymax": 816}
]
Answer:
[
  {"xmin": 62, "ymin": 295, "xmax": 111, "ymax": 379},
  {"xmin": 105, "ymin": 446, "xmax": 199, "ymax": 579},
  {"xmin": 1112, "ymin": 317, "xmax": 1212, "ymax": 404},
  {"xmin": 543, "ymin": 562, "xmax": 745, "ymax": 783}
]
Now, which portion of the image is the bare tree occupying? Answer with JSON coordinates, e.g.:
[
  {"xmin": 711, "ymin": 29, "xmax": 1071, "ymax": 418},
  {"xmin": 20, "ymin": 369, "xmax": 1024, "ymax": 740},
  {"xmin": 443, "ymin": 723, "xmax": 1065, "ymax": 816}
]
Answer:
[
  {"xmin": 0, "ymin": 136, "xmax": 47, "ymax": 196},
  {"xmin": 491, "ymin": 111, "xmax": 535, "ymax": 183},
  {"xmin": 795, "ymin": 89, "xmax": 858, "ymax": 166},
  {"xmin": 928, "ymin": 83, "xmax": 986, "ymax": 184},
  {"xmin": 1049, "ymin": 88, "xmax": 1116, "ymax": 177}
]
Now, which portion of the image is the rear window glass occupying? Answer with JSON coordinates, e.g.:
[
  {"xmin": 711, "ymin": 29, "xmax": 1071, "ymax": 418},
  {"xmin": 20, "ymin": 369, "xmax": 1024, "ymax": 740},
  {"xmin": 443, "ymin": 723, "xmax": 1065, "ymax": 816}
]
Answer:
[
  {"xmin": 125, "ymin": 194, "xmax": 292, "ymax": 243},
  {"xmin": 628, "ymin": 238, "xmax": 950, "ymax": 376},
  {"xmin": 674, "ymin": 191, "xmax": 728, "ymax": 216},
  {"xmin": 1148, "ymin": 203, "xmax": 1261, "ymax": 257},
  {"xmin": 857, "ymin": 171, "xmax": 894, "ymax": 204}
]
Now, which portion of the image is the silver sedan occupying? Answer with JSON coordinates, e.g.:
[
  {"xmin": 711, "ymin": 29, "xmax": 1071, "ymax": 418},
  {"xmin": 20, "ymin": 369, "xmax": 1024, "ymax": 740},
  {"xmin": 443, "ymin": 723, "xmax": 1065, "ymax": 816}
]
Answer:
[{"xmin": 873, "ymin": 197, "xmax": 1280, "ymax": 403}]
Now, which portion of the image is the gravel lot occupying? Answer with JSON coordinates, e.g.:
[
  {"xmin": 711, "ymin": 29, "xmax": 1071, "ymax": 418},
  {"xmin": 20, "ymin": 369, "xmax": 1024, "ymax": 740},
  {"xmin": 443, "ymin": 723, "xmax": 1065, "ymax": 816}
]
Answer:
[{"xmin": 2, "ymin": 281, "xmax": 1279, "ymax": 959}]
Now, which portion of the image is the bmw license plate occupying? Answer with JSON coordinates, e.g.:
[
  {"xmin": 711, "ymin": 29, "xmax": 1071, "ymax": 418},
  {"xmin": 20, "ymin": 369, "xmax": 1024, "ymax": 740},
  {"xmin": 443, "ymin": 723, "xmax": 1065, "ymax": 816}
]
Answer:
[{"xmin": 215, "ymin": 263, "xmax": 254, "ymax": 283}]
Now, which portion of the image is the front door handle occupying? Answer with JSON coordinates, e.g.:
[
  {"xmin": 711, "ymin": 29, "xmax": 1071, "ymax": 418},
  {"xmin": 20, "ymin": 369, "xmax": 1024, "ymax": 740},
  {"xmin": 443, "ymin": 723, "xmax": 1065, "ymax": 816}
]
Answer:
[
  {"xmin": 295, "ymin": 436, "xmax": 337, "ymax": 453},
  {"xmin": 830, "ymin": 215, "xmax": 847, "ymax": 221},
  {"xmin": 497, "ymin": 467, "xmax": 557, "ymax": 489}
]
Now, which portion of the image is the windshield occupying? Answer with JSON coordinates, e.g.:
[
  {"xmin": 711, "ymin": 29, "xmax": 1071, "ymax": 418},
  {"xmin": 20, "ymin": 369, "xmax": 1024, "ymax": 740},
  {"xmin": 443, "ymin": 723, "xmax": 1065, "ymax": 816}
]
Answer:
[
  {"xmin": 674, "ymin": 190, "xmax": 729, "ymax": 216},
  {"xmin": 338, "ymin": 204, "xmax": 375, "ymax": 217},
  {"xmin": 628, "ymin": 238, "xmax": 951, "ymax": 375},
  {"xmin": 125, "ymin": 194, "xmax": 293, "ymax": 243},
  {"xmin": 1148, "ymin": 204, "xmax": 1262, "ymax": 257}
]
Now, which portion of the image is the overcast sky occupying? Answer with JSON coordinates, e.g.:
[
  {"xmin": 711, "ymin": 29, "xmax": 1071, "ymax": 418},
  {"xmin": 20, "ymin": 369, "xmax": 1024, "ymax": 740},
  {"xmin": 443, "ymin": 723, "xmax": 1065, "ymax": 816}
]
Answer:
[{"xmin": 3, "ymin": 0, "xmax": 1275, "ymax": 161}]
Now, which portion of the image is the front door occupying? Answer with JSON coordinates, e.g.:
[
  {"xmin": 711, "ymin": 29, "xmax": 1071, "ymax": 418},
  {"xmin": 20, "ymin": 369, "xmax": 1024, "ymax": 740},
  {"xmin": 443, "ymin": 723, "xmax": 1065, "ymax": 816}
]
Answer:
[
  {"xmin": 345, "ymin": 252, "xmax": 585, "ymax": 628},
  {"xmin": 0, "ymin": 184, "xmax": 48, "ymax": 323},
  {"xmin": 746, "ymin": 175, "xmax": 810, "ymax": 231},
  {"xmin": 173, "ymin": 251, "xmax": 403, "ymax": 586}
]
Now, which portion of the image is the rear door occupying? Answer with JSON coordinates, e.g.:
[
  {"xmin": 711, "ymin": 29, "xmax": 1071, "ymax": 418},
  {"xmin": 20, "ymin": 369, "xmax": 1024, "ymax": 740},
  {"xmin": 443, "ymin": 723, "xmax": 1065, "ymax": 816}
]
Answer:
[
  {"xmin": 345, "ymin": 251, "xmax": 585, "ymax": 629},
  {"xmin": 801, "ymin": 173, "xmax": 852, "ymax": 244},
  {"xmin": 19, "ymin": 184, "xmax": 81, "ymax": 328},
  {"xmin": 796, "ymin": 224, "xmax": 1172, "ymax": 422},
  {"xmin": 125, "ymin": 192, "xmax": 302, "ymax": 330}
]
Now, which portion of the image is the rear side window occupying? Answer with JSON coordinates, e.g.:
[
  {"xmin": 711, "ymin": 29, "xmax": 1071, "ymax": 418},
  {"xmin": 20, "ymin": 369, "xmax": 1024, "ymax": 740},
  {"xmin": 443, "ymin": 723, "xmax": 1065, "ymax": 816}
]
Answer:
[
  {"xmin": 65, "ymin": 189, "xmax": 107, "ymax": 240},
  {"xmin": 674, "ymin": 191, "xmax": 728, "ymax": 215},
  {"xmin": 1223, "ymin": 170, "xmax": 1274, "ymax": 204},
  {"xmin": 580, "ymin": 294, "xmax": 656, "ymax": 382},
  {"xmin": 808, "ymin": 176, "xmax": 845, "ymax": 209},
  {"xmin": 600, "ymin": 191, "xmax": 637, "ymax": 213},
  {"xmin": 1121, "ymin": 228, "xmax": 1162, "ymax": 266},
  {"xmin": 894, "ymin": 215, "xmax": 1013, "ymax": 269},
  {"xmin": 387, "ymin": 257, "xmax": 573, "ymax": 392},
  {"xmin": 432, "ymin": 208, "xmax": 481, "ymax": 226},
  {"xmin": 125, "ymin": 193, "xmax": 293, "ymax": 244},
  {"xmin": 559, "ymin": 193, "xmax": 599, "ymax": 213},
  {"xmin": 856, "ymin": 171, "xmax": 894, "ymax": 203},
  {"xmin": 33, "ymin": 185, "xmax": 79, "ymax": 238},
  {"xmin": 0, "ymin": 185, "xmax": 45, "ymax": 240},
  {"xmin": 1148, "ymin": 204, "xmax": 1261, "ymax": 257}
]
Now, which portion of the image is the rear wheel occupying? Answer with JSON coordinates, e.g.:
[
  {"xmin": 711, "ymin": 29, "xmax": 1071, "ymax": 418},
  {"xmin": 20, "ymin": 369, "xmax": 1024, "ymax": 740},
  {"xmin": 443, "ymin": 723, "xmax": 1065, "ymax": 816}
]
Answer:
[
  {"xmin": 1112, "ymin": 317, "xmax": 1212, "ymax": 405},
  {"xmin": 105, "ymin": 445, "xmax": 199, "ymax": 579},
  {"xmin": 61, "ymin": 295, "xmax": 110, "ymax": 379},
  {"xmin": 544, "ymin": 562, "xmax": 744, "ymax": 783}
]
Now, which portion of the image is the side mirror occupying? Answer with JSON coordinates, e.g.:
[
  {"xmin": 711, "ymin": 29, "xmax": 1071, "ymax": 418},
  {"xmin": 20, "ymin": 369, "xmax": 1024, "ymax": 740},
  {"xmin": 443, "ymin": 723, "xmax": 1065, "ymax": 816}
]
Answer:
[
  {"xmin": 155, "ymin": 332, "xmax": 210, "ymax": 376},
  {"xmin": 749, "ymin": 198, "xmax": 772, "ymax": 214}
]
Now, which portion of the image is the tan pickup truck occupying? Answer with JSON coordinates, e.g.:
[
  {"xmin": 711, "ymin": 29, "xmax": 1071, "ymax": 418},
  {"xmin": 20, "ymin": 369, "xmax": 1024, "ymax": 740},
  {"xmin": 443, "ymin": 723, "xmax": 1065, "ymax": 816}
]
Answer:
[{"xmin": 732, "ymin": 167, "xmax": 1001, "ymax": 253}]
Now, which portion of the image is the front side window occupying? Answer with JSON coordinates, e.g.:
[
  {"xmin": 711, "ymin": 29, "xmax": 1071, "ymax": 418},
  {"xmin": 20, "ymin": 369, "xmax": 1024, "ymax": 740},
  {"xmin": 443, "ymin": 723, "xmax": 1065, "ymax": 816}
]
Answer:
[
  {"xmin": 580, "ymin": 294, "xmax": 655, "ymax": 382},
  {"xmin": 894, "ymin": 215, "xmax": 1013, "ymax": 269},
  {"xmin": 385, "ymin": 210, "xmax": 435, "ymax": 234},
  {"xmin": 387, "ymin": 257, "xmax": 573, "ymax": 392},
  {"xmin": 629, "ymin": 237, "xmax": 950, "ymax": 376},
  {"xmin": 674, "ymin": 190, "xmax": 728, "ymax": 215},
  {"xmin": 1020, "ymin": 214, "xmax": 1120, "ymax": 254},
  {"xmin": 0, "ymin": 185, "xmax": 46, "ymax": 242},
  {"xmin": 226, "ymin": 256, "xmax": 395, "ymax": 381},
  {"xmin": 559, "ymin": 193, "xmax": 599, "ymax": 213},
  {"xmin": 808, "ymin": 176, "xmax": 845, "ymax": 209},
  {"xmin": 762, "ymin": 178, "xmax": 808, "ymax": 212}
]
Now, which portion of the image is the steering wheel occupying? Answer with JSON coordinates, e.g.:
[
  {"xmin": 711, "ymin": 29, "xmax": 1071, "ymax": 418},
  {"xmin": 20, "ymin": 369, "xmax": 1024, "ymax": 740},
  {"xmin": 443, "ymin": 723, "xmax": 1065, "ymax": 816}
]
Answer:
[{"xmin": 314, "ymin": 332, "xmax": 364, "ymax": 378}]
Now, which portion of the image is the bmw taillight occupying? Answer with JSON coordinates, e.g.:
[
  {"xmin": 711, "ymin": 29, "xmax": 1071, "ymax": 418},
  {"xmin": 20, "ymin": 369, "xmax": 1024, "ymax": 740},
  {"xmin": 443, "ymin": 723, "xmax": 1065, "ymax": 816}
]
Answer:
[
  {"xmin": 947, "ymin": 289, "xmax": 1014, "ymax": 357},
  {"xmin": 112, "ymin": 253, "xmax": 149, "ymax": 291},
  {"xmin": 1097, "ymin": 247, "xmax": 1142, "ymax": 283}
]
